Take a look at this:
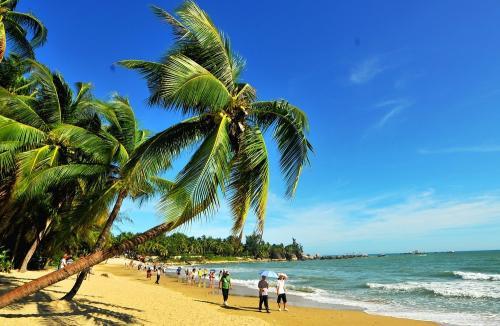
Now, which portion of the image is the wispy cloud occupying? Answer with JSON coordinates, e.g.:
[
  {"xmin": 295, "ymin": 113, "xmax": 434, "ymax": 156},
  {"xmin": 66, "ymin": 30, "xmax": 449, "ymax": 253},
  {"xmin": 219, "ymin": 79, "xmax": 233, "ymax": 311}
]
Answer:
[
  {"xmin": 374, "ymin": 98, "xmax": 412, "ymax": 129},
  {"xmin": 349, "ymin": 57, "xmax": 385, "ymax": 84},
  {"xmin": 418, "ymin": 145, "xmax": 500, "ymax": 155},
  {"xmin": 261, "ymin": 190, "xmax": 500, "ymax": 254}
]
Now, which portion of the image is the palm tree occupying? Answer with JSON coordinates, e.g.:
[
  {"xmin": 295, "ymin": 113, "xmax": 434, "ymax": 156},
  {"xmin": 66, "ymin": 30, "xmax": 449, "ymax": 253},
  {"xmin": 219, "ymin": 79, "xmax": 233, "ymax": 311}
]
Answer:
[
  {"xmin": 60, "ymin": 96, "xmax": 173, "ymax": 301},
  {"xmin": 0, "ymin": 0, "xmax": 47, "ymax": 62},
  {"xmin": 0, "ymin": 61, "xmax": 114, "ymax": 271},
  {"xmin": 0, "ymin": 1, "xmax": 311, "ymax": 308},
  {"xmin": 120, "ymin": 1, "xmax": 312, "ymax": 238}
]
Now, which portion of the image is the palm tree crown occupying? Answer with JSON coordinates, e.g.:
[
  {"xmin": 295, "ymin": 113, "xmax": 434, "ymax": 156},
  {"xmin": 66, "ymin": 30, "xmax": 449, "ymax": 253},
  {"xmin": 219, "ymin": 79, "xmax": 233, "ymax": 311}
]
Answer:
[{"xmin": 120, "ymin": 1, "xmax": 312, "ymax": 238}]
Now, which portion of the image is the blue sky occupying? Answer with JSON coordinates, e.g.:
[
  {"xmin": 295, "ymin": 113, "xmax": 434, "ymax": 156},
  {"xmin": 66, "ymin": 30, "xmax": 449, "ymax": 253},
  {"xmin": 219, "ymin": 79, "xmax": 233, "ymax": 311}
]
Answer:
[{"xmin": 16, "ymin": 0, "xmax": 500, "ymax": 254}]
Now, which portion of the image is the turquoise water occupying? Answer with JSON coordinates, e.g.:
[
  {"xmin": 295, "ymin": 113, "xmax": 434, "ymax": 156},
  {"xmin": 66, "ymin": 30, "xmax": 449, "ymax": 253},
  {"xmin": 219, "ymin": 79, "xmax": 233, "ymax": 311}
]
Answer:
[{"xmin": 204, "ymin": 251, "xmax": 500, "ymax": 325}]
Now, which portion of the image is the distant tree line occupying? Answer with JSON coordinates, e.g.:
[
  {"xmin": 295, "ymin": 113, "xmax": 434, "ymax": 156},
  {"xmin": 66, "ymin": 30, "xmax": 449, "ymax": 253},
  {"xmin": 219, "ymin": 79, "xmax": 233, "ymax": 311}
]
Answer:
[{"xmin": 112, "ymin": 232, "xmax": 304, "ymax": 261}]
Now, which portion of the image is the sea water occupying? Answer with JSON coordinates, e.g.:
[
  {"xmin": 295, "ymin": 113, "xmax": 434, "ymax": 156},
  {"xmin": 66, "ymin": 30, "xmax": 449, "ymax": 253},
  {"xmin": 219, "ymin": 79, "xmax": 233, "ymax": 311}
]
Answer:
[{"xmin": 203, "ymin": 251, "xmax": 500, "ymax": 325}]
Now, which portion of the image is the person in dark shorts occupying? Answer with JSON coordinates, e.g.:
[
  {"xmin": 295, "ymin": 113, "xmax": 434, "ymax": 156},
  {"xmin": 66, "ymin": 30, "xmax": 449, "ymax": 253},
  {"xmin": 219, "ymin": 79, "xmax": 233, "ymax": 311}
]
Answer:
[
  {"xmin": 155, "ymin": 267, "xmax": 161, "ymax": 284},
  {"xmin": 258, "ymin": 275, "xmax": 270, "ymax": 313},
  {"xmin": 276, "ymin": 274, "xmax": 288, "ymax": 311}
]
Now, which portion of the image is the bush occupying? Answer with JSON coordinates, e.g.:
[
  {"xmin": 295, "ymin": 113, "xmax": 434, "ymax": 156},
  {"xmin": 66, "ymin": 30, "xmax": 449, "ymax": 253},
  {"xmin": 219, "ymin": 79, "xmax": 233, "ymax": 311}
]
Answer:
[{"xmin": 0, "ymin": 248, "xmax": 13, "ymax": 273}]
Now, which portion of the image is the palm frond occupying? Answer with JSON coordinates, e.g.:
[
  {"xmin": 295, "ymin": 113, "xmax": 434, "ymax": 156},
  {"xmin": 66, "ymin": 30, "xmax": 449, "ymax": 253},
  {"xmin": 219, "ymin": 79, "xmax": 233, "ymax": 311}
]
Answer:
[
  {"xmin": 108, "ymin": 95, "xmax": 137, "ymax": 153},
  {"xmin": 150, "ymin": 5, "xmax": 189, "ymax": 39},
  {"xmin": 160, "ymin": 115, "xmax": 232, "ymax": 226},
  {"xmin": 117, "ymin": 60, "xmax": 167, "ymax": 107},
  {"xmin": 251, "ymin": 100, "xmax": 312, "ymax": 197},
  {"xmin": 50, "ymin": 124, "xmax": 114, "ymax": 164},
  {"xmin": 28, "ymin": 60, "xmax": 63, "ymax": 124},
  {"xmin": 3, "ymin": 19, "xmax": 34, "ymax": 58},
  {"xmin": 13, "ymin": 163, "xmax": 108, "ymax": 200},
  {"xmin": 228, "ymin": 127, "xmax": 269, "ymax": 236},
  {"xmin": 175, "ymin": 1, "xmax": 238, "ymax": 90},
  {"xmin": 0, "ymin": 87, "xmax": 47, "ymax": 131},
  {"xmin": 0, "ymin": 115, "xmax": 46, "ymax": 145},
  {"xmin": 124, "ymin": 114, "xmax": 215, "ymax": 185},
  {"xmin": 160, "ymin": 53, "xmax": 232, "ymax": 113},
  {"xmin": 6, "ymin": 11, "xmax": 47, "ymax": 48}
]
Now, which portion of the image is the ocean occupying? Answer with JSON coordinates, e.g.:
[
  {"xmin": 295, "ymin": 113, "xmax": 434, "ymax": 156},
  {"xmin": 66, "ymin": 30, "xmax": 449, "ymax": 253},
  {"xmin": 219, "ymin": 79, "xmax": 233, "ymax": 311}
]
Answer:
[{"xmin": 196, "ymin": 251, "xmax": 500, "ymax": 325}]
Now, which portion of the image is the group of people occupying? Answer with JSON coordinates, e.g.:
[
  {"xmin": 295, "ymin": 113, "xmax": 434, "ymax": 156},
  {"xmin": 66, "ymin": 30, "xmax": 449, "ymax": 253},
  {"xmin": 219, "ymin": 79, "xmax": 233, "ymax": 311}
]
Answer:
[
  {"xmin": 256, "ymin": 274, "xmax": 288, "ymax": 313},
  {"xmin": 58, "ymin": 254, "xmax": 74, "ymax": 269},
  {"xmin": 125, "ymin": 260, "xmax": 289, "ymax": 312},
  {"xmin": 130, "ymin": 261, "xmax": 170, "ymax": 284},
  {"xmin": 214, "ymin": 270, "xmax": 288, "ymax": 313}
]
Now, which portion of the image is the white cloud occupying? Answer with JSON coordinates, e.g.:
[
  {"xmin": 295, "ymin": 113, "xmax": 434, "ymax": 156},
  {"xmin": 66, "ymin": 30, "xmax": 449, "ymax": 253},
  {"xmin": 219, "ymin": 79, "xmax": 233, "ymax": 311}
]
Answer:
[
  {"xmin": 349, "ymin": 57, "xmax": 385, "ymax": 84},
  {"xmin": 375, "ymin": 98, "xmax": 413, "ymax": 129},
  {"xmin": 418, "ymin": 145, "xmax": 500, "ymax": 155},
  {"xmin": 261, "ymin": 190, "xmax": 500, "ymax": 254}
]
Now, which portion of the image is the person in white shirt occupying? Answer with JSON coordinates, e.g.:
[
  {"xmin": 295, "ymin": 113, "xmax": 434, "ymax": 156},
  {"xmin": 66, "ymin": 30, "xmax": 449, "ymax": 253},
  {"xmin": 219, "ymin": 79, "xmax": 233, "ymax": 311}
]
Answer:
[
  {"xmin": 59, "ymin": 254, "xmax": 68, "ymax": 270},
  {"xmin": 276, "ymin": 274, "xmax": 288, "ymax": 311}
]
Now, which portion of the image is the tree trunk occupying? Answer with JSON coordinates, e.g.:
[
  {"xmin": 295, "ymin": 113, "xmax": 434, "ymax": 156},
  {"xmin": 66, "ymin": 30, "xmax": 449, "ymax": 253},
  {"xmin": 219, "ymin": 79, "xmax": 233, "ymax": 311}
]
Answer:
[
  {"xmin": 61, "ymin": 190, "xmax": 127, "ymax": 301},
  {"xmin": 10, "ymin": 223, "xmax": 26, "ymax": 264},
  {"xmin": 19, "ymin": 218, "xmax": 52, "ymax": 272},
  {"xmin": 0, "ymin": 22, "xmax": 6, "ymax": 63},
  {"xmin": 0, "ymin": 221, "xmax": 174, "ymax": 309}
]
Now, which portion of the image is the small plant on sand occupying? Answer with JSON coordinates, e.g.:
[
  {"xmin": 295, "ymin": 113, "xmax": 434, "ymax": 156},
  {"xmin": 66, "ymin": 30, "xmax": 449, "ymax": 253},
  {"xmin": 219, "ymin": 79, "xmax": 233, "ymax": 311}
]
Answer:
[{"xmin": 0, "ymin": 247, "xmax": 12, "ymax": 273}]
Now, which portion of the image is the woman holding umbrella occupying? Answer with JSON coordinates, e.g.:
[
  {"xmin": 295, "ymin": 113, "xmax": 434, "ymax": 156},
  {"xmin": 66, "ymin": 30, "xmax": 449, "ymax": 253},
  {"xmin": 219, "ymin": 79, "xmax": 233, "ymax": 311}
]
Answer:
[{"xmin": 258, "ymin": 270, "xmax": 277, "ymax": 313}]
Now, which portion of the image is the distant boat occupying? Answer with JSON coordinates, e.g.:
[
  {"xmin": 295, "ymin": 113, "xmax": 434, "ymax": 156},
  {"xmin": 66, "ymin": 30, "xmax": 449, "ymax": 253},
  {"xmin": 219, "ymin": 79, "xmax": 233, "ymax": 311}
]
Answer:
[
  {"xmin": 447, "ymin": 251, "xmax": 455, "ymax": 254},
  {"xmin": 377, "ymin": 254, "xmax": 386, "ymax": 257},
  {"xmin": 405, "ymin": 250, "xmax": 426, "ymax": 255}
]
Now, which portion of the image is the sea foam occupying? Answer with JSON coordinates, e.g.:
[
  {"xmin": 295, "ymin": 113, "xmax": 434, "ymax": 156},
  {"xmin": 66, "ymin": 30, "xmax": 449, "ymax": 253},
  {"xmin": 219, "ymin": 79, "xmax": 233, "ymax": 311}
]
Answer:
[
  {"xmin": 453, "ymin": 271, "xmax": 500, "ymax": 281},
  {"xmin": 366, "ymin": 281, "xmax": 500, "ymax": 299}
]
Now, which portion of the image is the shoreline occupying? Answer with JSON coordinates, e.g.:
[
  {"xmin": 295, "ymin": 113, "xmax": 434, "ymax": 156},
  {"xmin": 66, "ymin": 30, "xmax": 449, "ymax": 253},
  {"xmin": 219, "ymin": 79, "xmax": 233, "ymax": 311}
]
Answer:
[{"xmin": 0, "ymin": 259, "xmax": 437, "ymax": 325}]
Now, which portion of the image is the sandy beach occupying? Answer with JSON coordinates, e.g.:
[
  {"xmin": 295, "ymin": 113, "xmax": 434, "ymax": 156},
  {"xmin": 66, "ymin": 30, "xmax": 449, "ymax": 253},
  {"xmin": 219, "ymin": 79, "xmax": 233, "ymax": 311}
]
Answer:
[{"xmin": 0, "ymin": 258, "xmax": 436, "ymax": 325}]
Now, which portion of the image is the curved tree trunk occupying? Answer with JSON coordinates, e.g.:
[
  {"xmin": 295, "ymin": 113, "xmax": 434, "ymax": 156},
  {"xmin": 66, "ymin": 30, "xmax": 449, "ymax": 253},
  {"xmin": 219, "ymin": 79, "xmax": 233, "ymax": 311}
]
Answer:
[
  {"xmin": 0, "ymin": 221, "xmax": 174, "ymax": 309},
  {"xmin": 61, "ymin": 190, "xmax": 127, "ymax": 301},
  {"xmin": 19, "ymin": 218, "xmax": 52, "ymax": 272}
]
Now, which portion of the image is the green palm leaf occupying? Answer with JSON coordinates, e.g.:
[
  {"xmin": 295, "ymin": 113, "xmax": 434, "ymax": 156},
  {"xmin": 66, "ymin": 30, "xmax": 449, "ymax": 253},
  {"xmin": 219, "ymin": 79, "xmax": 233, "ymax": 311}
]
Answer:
[
  {"xmin": 228, "ymin": 127, "xmax": 269, "ymax": 236},
  {"xmin": 124, "ymin": 114, "xmax": 214, "ymax": 184},
  {"xmin": 0, "ymin": 87, "xmax": 47, "ymax": 131},
  {"xmin": 5, "ymin": 11, "xmax": 47, "ymax": 47},
  {"xmin": 160, "ymin": 115, "xmax": 232, "ymax": 226},
  {"xmin": 251, "ymin": 100, "xmax": 312, "ymax": 197}
]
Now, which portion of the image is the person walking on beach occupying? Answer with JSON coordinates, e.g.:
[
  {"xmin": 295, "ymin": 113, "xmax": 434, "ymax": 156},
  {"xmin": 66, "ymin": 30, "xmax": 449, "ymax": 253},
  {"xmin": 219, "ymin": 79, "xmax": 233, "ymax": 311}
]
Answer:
[
  {"xmin": 197, "ymin": 268, "xmax": 202, "ymax": 287},
  {"xmin": 258, "ymin": 275, "xmax": 270, "ymax": 313},
  {"xmin": 155, "ymin": 267, "xmax": 161, "ymax": 284},
  {"xmin": 176, "ymin": 267, "xmax": 182, "ymax": 282},
  {"xmin": 219, "ymin": 271, "xmax": 231, "ymax": 306},
  {"xmin": 59, "ymin": 254, "xmax": 68, "ymax": 270},
  {"xmin": 146, "ymin": 265, "xmax": 152, "ymax": 279},
  {"xmin": 209, "ymin": 270, "xmax": 215, "ymax": 294},
  {"xmin": 277, "ymin": 274, "xmax": 288, "ymax": 311},
  {"xmin": 191, "ymin": 268, "xmax": 196, "ymax": 286}
]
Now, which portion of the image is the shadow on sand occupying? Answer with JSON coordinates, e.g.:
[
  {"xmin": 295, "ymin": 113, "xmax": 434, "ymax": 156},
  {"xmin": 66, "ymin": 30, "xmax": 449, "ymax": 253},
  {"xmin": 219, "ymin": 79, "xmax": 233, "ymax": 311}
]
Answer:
[
  {"xmin": 0, "ymin": 274, "xmax": 146, "ymax": 325},
  {"xmin": 194, "ymin": 299, "xmax": 263, "ymax": 313}
]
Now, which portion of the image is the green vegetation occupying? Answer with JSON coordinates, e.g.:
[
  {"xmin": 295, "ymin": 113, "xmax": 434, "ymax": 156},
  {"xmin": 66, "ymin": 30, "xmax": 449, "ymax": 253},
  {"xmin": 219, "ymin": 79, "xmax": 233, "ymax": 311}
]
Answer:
[
  {"xmin": 0, "ymin": 247, "xmax": 12, "ymax": 272},
  {"xmin": 114, "ymin": 232, "xmax": 304, "ymax": 261},
  {"xmin": 0, "ymin": 0, "xmax": 47, "ymax": 62},
  {"xmin": 0, "ymin": 1, "xmax": 312, "ymax": 308}
]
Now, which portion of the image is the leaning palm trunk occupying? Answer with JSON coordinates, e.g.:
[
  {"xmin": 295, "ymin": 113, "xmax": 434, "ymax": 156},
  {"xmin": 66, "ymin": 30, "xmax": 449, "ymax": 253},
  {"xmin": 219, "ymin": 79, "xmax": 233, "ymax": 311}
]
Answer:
[
  {"xmin": 61, "ymin": 190, "xmax": 128, "ymax": 301},
  {"xmin": 19, "ymin": 218, "xmax": 52, "ymax": 272},
  {"xmin": 0, "ymin": 220, "xmax": 175, "ymax": 309}
]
